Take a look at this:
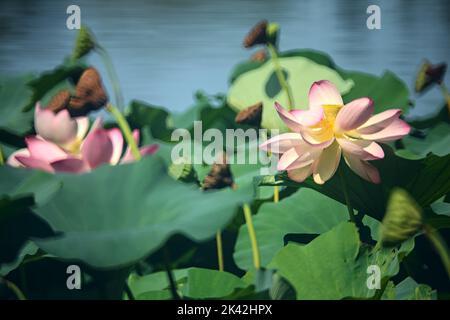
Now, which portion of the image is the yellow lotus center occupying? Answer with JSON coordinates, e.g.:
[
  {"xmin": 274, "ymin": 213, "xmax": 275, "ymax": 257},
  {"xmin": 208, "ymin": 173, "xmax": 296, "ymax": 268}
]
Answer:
[
  {"xmin": 308, "ymin": 104, "xmax": 343, "ymax": 142},
  {"xmin": 62, "ymin": 138, "xmax": 83, "ymax": 155}
]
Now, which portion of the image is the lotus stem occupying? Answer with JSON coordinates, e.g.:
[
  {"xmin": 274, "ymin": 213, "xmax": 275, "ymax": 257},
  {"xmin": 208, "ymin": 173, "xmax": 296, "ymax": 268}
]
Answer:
[
  {"xmin": 124, "ymin": 282, "xmax": 135, "ymax": 300},
  {"xmin": 243, "ymin": 203, "xmax": 261, "ymax": 269},
  {"xmin": 96, "ymin": 45, "xmax": 125, "ymax": 112},
  {"xmin": 262, "ymin": 130, "xmax": 280, "ymax": 204},
  {"xmin": 424, "ymin": 224, "xmax": 450, "ymax": 279},
  {"xmin": 163, "ymin": 247, "xmax": 180, "ymax": 300},
  {"xmin": 338, "ymin": 169, "xmax": 356, "ymax": 223},
  {"xmin": 0, "ymin": 277, "xmax": 26, "ymax": 300},
  {"xmin": 216, "ymin": 231, "xmax": 224, "ymax": 272},
  {"xmin": 439, "ymin": 82, "xmax": 450, "ymax": 118},
  {"xmin": 0, "ymin": 145, "xmax": 4, "ymax": 165},
  {"xmin": 273, "ymin": 185, "xmax": 279, "ymax": 203},
  {"xmin": 267, "ymin": 43, "xmax": 295, "ymax": 110},
  {"xmin": 106, "ymin": 104, "xmax": 141, "ymax": 161}
]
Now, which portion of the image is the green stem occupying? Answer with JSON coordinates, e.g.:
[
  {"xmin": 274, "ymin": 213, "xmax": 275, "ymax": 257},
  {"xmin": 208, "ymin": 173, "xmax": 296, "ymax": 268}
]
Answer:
[
  {"xmin": 440, "ymin": 82, "xmax": 450, "ymax": 98},
  {"xmin": 439, "ymin": 82, "xmax": 450, "ymax": 118},
  {"xmin": 96, "ymin": 45, "xmax": 125, "ymax": 111},
  {"xmin": 373, "ymin": 241, "xmax": 382, "ymax": 252},
  {"xmin": 243, "ymin": 203, "xmax": 261, "ymax": 269},
  {"xmin": 163, "ymin": 247, "xmax": 180, "ymax": 300},
  {"xmin": 106, "ymin": 104, "xmax": 141, "ymax": 161},
  {"xmin": 0, "ymin": 145, "xmax": 4, "ymax": 165},
  {"xmin": 273, "ymin": 185, "xmax": 279, "ymax": 203},
  {"xmin": 0, "ymin": 277, "xmax": 26, "ymax": 300},
  {"xmin": 424, "ymin": 224, "xmax": 450, "ymax": 279},
  {"xmin": 338, "ymin": 169, "xmax": 355, "ymax": 223},
  {"xmin": 216, "ymin": 231, "xmax": 224, "ymax": 272},
  {"xmin": 19, "ymin": 264, "xmax": 28, "ymax": 296},
  {"xmin": 124, "ymin": 282, "xmax": 135, "ymax": 300},
  {"xmin": 262, "ymin": 130, "xmax": 280, "ymax": 203},
  {"xmin": 267, "ymin": 43, "xmax": 295, "ymax": 110}
]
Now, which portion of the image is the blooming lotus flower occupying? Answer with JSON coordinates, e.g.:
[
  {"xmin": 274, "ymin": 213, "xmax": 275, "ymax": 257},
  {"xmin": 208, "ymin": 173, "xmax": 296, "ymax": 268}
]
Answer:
[
  {"xmin": 260, "ymin": 80, "xmax": 411, "ymax": 184},
  {"xmin": 8, "ymin": 104, "xmax": 158, "ymax": 173}
]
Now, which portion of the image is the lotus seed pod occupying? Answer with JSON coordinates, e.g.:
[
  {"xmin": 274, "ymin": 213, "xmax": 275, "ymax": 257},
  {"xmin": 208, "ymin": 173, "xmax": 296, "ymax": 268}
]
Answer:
[
  {"xmin": 69, "ymin": 67, "xmax": 108, "ymax": 116},
  {"xmin": 415, "ymin": 59, "xmax": 447, "ymax": 93},
  {"xmin": 72, "ymin": 26, "xmax": 96, "ymax": 60},
  {"xmin": 202, "ymin": 154, "xmax": 234, "ymax": 190},
  {"xmin": 46, "ymin": 90, "xmax": 72, "ymax": 113},
  {"xmin": 243, "ymin": 20, "xmax": 268, "ymax": 48},
  {"xmin": 380, "ymin": 188, "xmax": 423, "ymax": 246},
  {"xmin": 235, "ymin": 102, "xmax": 263, "ymax": 127},
  {"xmin": 250, "ymin": 49, "xmax": 267, "ymax": 62}
]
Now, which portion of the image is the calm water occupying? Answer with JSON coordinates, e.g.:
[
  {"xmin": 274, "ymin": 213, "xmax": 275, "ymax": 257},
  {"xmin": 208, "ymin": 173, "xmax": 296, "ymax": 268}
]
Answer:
[{"xmin": 0, "ymin": 0, "xmax": 449, "ymax": 118}]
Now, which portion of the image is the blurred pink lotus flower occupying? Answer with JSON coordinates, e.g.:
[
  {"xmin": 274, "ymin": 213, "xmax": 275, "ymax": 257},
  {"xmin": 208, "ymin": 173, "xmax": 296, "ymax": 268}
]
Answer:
[
  {"xmin": 7, "ymin": 103, "xmax": 158, "ymax": 173},
  {"xmin": 260, "ymin": 80, "xmax": 411, "ymax": 184}
]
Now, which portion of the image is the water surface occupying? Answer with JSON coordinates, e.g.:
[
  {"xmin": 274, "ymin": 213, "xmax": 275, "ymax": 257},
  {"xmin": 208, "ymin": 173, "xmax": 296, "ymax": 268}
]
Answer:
[{"xmin": 1, "ymin": 0, "xmax": 449, "ymax": 118}]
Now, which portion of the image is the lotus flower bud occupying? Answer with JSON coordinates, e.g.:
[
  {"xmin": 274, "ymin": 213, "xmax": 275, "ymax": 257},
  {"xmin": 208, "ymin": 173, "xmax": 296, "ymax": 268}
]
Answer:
[
  {"xmin": 70, "ymin": 67, "xmax": 108, "ymax": 116},
  {"xmin": 169, "ymin": 160, "xmax": 198, "ymax": 183},
  {"xmin": 380, "ymin": 188, "xmax": 423, "ymax": 246},
  {"xmin": 415, "ymin": 60, "xmax": 447, "ymax": 93},
  {"xmin": 266, "ymin": 22, "xmax": 279, "ymax": 46},
  {"xmin": 34, "ymin": 103, "xmax": 79, "ymax": 146},
  {"xmin": 235, "ymin": 102, "xmax": 263, "ymax": 127},
  {"xmin": 72, "ymin": 26, "xmax": 96, "ymax": 60}
]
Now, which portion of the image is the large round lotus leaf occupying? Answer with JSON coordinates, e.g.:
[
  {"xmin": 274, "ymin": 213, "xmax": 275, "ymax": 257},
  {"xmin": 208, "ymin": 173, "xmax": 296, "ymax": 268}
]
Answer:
[
  {"xmin": 0, "ymin": 76, "xmax": 34, "ymax": 136},
  {"xmin": 383, "ymin": 277, "xmax": 436, "ymax": 300},
  {"xmin": 234, "ymin": 188, "xmax": 348, "ymax": 270},
  {"xmin": 0, "ymin": 241, "xmax": 38, "ymax": 276},
  {"xmin": 227, "ymin": 56, "xmax": 354, "ymax": 131},
  {"xmin": 269, "ymin": 222, "xmax": 408, "ymax": 299},
  {"xmin": 0, "ymin": 165, "xmax": 60, "ymax": 206},
  {"xmin": 262, "ymin": 147, "xmax": 450, "ymax": 221},
  {"xmin": 396, "ymin": 122, "xmax": 450, "ymax": 160},
  {"xmin": 128, "ymin": 267, "xmax": 248, "ymax": 299},
  {"xmin": 33, "ymin": 156, "xmax": 253, "ymax": 268}
]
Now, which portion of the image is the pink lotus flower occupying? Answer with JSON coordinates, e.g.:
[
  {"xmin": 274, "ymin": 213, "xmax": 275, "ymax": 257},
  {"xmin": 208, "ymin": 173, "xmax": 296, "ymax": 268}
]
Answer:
[
  {"xmin": 260, "ymin": 80, "xmax": 411, "ymax": 184},
  {"xmin": 33, "ymin": 103, "xmax": 89, "ymax": 147},
  {"xmin": 8, "ymin": 104, "xmax": 158, "ymax": 173}
]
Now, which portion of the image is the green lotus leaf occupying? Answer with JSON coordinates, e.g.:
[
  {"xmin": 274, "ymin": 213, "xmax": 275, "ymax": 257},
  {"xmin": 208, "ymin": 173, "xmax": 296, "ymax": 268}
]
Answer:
[
  {"xmin": 260, "ymin": 147, "xmax": 450, "ymax": 221},
  {"xmin": 431, "ymin": 200, "xmax": 450, "ymax": 217},
  {"xmin": 0, "ymin": 62, "xmax": 86, "ymax": 146},
  {"xmin": 396, "ymin": 122, "xmax": 450, "ymax": 160},
  {"xmin": 0, "ymin": 166, "xmax": 59, "ymax": 266},
  {"xmin": 26, "ymin": 61, "xmax": 86, "ymax": 112},
  {"xmin": 33, "ymin": 156, "xmax": 253, "ymax": 268},
  {"xmin": 406, "ymin": 103, "xmax": 449, "ymax": 130},
  {"xmin": 269, "ymin": 222, "xmax": 408, "ymax": 299},
  {"xmin": 382, "ymin": 277, "xmax": 436, "ymax": 300},
  {"xmin": 228, "ymin": 49, "xmax": 411, "ymax": 132},
  {"xmin": 340, "ymin": 70, "xmax": 410, "ymax": 114},
  {"xmin": 227, "ymin": 56, "xmax": 354, "ymax": 131},
  {"xmin": 0, "ymin": 76, "xmax": 34, "ymax": 137},
  {"xmin": 234, "ymin": 188, "xmax": 348, "ymax": 270},
  {"xmin": 128, "ymin": 267, "xmax": 247, "ymax": 299},
  {"xmin": 0, "ymin": 165, "xmax": 60, "ymax": 206},
  {"xmin": 0, "ymin": 241, "xmax": 38, "ymax": 276},
  {"xmin": 126, "ymin": 100, "xmax": 173, "ymax": 141},
  {"xmin": 427, "ymin": 199, "xmax": 450, "ymax": 230}
]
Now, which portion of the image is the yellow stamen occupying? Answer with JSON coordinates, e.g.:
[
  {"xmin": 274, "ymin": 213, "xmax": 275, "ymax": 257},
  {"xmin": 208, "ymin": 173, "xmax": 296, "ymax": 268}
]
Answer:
[
  {"xmin": 61, "ymin": 138, "xmax": 83, "ymax": 155},
  {"xmin": 306, "ymin": 105, "xmax": 342, "ymax": 143},
  {"xmin": 322, "ymin": 104, "xmax": 342, "ymax": 127}
]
